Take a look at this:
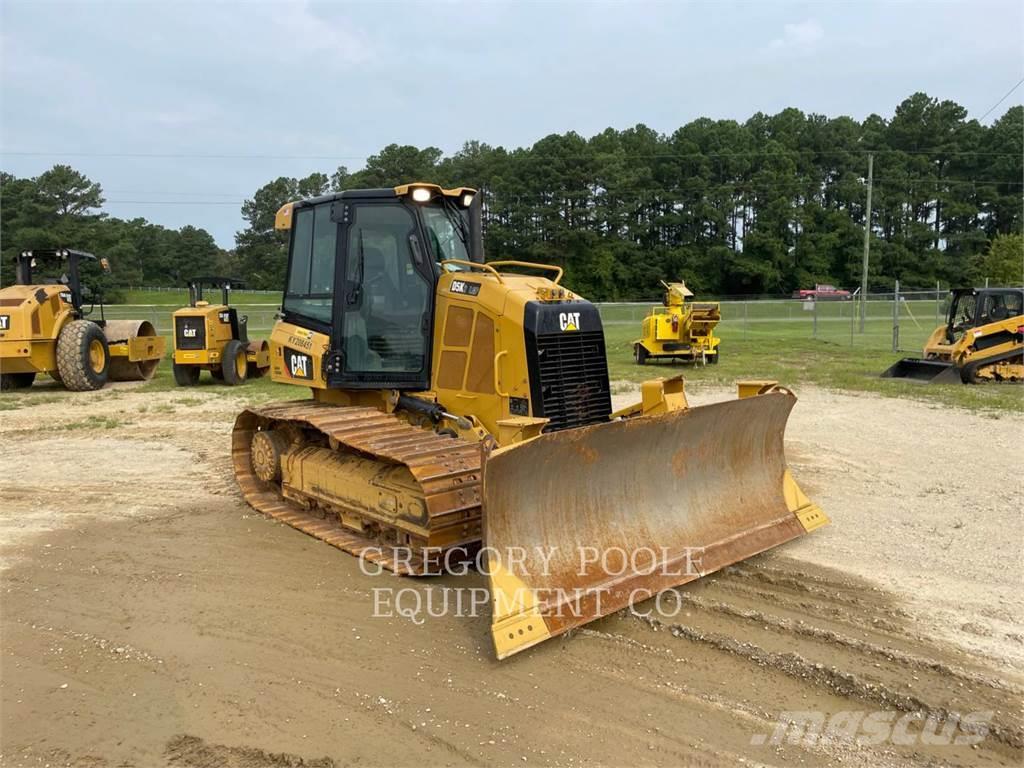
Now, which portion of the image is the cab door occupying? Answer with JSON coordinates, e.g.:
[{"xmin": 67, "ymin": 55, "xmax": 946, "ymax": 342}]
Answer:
[{"xmin": 329, "ymin": 200, "xmax": 435, "ymax": 389}]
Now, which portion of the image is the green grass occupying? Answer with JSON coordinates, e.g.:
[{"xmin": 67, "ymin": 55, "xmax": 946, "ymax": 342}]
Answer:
[
  {"xmin": 120, "ymin": 289, "xmax": 280, "ymax": 305},
  {"xmin": 138, "ymin": 359, "xmax": 296, "ymax": 402},
  {"xmin": 606, "ymin": 323, "xmax": 1023, "ymax": 414},
  {"xmin": 4, "ymin": 295, "xmax": 1018, "ymax": 416},
  {"xmin": 64, "ymin": 415, "xmax": 124, "ymax": 430}
]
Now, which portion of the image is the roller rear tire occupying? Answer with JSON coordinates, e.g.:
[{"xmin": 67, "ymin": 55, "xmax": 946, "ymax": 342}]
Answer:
[
  {"xmin": 0, "ymin": 372, "xmax": 36, "ymax": 391},
  {"xmin": 221, "ymin": 340, "xmax": 248, "ymax": 386},
  {"xmin": 173, "ymin": 363, "xmax": 201, "ymax": 386},
  {"xmin": 56, "ymin": 320, "xmax": 109, "ymax": 391}
]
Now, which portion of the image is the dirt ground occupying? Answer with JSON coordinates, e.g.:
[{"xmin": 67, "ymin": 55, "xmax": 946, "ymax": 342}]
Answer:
[{"xmin": 0, "ymin": 381, "xmax": 1021, "ymax": 768}]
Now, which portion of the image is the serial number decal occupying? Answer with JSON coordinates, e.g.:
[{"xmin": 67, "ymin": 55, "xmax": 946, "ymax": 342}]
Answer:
[
  {"xmin": 287, "ymin": 334, "xmax": 314, "ymax": 350},
  {"xmin": 450, "ymin": 279, "xmax": 481, "ymax": 297}
]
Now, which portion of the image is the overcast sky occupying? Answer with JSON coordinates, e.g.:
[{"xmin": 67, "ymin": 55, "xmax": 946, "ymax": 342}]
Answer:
[{"xmin": 2, "ymin": 0, "xmax": 1022, "ymax": 246}]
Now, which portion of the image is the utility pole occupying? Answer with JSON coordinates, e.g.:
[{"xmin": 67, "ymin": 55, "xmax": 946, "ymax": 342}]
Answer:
[{"xmin": 859, "ymin": 152, "xmax": 874, "ymax": 333}]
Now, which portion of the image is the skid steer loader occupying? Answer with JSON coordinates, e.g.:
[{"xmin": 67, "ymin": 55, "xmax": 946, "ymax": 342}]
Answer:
[
  {"xmin": 881, "ymin": 287, "xmax": 1023, "ymax": 384},
  {"xmin": 232, "ymin": 184, "xmax": 827, "ymax": 659},
  {"xmin": 171, "ymin": 277, "xmax": 270, "ymax": 386},
  {"xmin": 0, "ymin": 248, "xmax": 165, "ymax": 391}
]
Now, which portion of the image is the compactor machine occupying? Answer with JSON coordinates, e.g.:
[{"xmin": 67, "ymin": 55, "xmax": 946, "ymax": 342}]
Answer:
[
  {"xmin": 882, "ymin": 287, "xmax": 1023, "ymax": 384},
  {"xmin": 0, "ymin": 248, "xmax": 164, "ymax": 391},
  {"xmin": 171, "ymin": 277, "xmax": 270, "ymax": 386},
  {"xmin": 634, "ymin": 281, "xmax": 721, "ymax": 365},
  {"xmin": 232, "ymin": 184, "xmax": 827, "ymax": 659}
]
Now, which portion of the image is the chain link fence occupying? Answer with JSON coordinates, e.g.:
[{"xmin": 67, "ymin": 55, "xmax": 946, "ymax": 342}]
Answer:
[
  {"xmin": 596, "ymin": 289, "xmax": 947, "ymax": 353},
  {"xmin": 103, "ymin": 287, "xmax": 948, "ymax": 355}
]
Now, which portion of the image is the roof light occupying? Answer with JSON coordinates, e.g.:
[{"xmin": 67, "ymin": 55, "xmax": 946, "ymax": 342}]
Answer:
[
  {"xmin": 411, "ymin": 187, "xmax": 432, "ymax": 203},
  {"xmin": 462, "ymin": 193, "xmax": 474, "ymax": 208}
]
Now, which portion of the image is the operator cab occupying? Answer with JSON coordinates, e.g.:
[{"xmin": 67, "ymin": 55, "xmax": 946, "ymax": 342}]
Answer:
[
  {"xmin": 946, "ymin": 288, "xmax": 1024, "ymax": 342},
  {"xmin": 14, "ymin": 248, "xmax": 109, "ymax": 314},
  {"xmin": 277, "ymin": 184, "xmax": 483, "ymax": 390},
  {"xmin": 186, "ymin": 276, "xmax": 249, "ymax": 342}
]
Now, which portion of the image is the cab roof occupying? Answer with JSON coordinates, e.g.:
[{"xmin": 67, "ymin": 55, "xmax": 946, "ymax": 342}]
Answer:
[{"xmin": 274, "ymin": 183, "xmax": 476, "ymax": 231}]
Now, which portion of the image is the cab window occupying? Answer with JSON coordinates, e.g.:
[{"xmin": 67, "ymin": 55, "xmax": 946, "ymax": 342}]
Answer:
[
  {"xmin": 284, "ymin": 204, "xmax": 336, "ymax": 324},
  {"xmin": 342, "ymin": 204, "xmax": 430, "ymax": 374}
]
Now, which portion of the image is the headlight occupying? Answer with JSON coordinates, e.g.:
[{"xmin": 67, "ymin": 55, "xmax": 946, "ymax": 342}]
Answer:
[
  {"xmin": 462, "ymin": 193, "xmax": 474, "ymax": 208},
  {"xmin": 411, "ymin": 188, "xmax": 431, "ymax": 203}
]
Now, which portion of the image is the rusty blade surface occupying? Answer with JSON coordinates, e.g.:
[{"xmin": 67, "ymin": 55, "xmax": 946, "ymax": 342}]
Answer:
[{"xmin": 483, "ymin": 390, "xmax": 826, "ymax": 659}]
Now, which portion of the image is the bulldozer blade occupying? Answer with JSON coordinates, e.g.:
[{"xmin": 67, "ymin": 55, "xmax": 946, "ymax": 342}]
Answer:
[
  {"xmin": 483, "ymin": 389, "xmax": 827, "ymax": 660},
  {"xmin": 881, "ymin": 357, "xmax": 961, "ymax": 384}
]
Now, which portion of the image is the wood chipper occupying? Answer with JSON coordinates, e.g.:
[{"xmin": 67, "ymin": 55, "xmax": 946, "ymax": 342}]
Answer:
[
  {"xmin": 0, "ymin": 248, "xmax": 164, "ymax": 391},
  {"xmin": 230, "ymin": 183, "xmax": 827, "ymax": 659},
  {"xmin": 881, "ymin": 287, "xmax": 1023, "ymax": 384},
  {"xmin": 634, "ymin": 281, "xmax": 721, "ymax": 365},
  {"xmin": 171, "ymin": 277, "xmax": 270, "ymax": 386}
]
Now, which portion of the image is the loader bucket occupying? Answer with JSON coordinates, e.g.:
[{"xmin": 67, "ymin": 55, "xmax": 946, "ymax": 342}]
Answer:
[
  {"xmin": 483, "ymin": 389, "xmax": 827, "ymax": 659},
  {"xmin": 881, "ymin": 357, "xmax": 961, "ymax": 384}
]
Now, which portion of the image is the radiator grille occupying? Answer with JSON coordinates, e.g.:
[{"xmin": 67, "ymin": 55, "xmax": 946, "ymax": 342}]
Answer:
[
  {"xmin": 175, "ymin": 317, "xmax": 206, "ymax": 350},
  {"xmin": 533, "ymin": 330, "xmax": 612, "ymax": 432}
]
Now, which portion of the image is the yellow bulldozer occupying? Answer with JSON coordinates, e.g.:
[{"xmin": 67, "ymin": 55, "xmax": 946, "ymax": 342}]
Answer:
[
  {"xmin": 171, "ymin": 277, "xmax": 270, "ymax": 386},
  {"xmin": 882, "ymin": 287, "xmax": 1023, "ymax": 383},
  {"xmin": 634, "ymin": 281, "xmax": 721, "ymax": 365},
  {"xmin": 232, "ymin": 184, "xmax": 827, "ymax": 659},
  {"xmin": 0, "ymin": 248, "xmax": 164, "ymax": 391}
]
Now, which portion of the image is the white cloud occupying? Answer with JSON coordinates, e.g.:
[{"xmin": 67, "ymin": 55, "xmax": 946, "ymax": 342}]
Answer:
[{"xmin": 769, "ymin": 19, "xmax": 825, "ymax": 53}]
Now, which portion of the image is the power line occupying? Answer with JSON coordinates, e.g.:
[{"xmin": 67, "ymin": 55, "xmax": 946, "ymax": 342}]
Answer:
[
  {"xmin": 105, "ymin": 200, "xmax": 244, "ymax": 205},
  {"xmin": 97, "ymin": 175, "xmax": 1023, "ymax": 206},
  {"xmin": 977, "ymin": 77, "xmax": 1024, "ymax": 122},
  {"xmin": 3, "ymin": 148, "xmax": 1019, "ymax": 162}
]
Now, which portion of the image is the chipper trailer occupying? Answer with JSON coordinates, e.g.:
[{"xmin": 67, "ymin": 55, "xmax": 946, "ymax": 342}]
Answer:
[{"xmin": 634, "ymin": 281, "xmax": 721, "ymax": 365}]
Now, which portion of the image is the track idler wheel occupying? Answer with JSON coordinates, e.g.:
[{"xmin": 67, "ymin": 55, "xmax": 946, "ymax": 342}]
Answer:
[{"xmin": 251, "ymin": 429, "xmax": 292, "ymax": 483}]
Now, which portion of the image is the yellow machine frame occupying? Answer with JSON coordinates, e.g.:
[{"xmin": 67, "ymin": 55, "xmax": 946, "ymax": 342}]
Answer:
[
  {"xmin": 882, "ymin": 287, "xmax": 1023, "ymax": 384},
  {"xmin": 0, "ymin": 248, "xmax": 164, "ymax": 391},
  {"xmin": 232, "ymin": 183, "xmax": 827, "ymax": 661},
  {"xmin": 634, "ymin": 281, "xmax": 720, "ymax": 365},
  {"xmin": 171, "ymin": 278, "xmax": 270, "ymax": 386}
]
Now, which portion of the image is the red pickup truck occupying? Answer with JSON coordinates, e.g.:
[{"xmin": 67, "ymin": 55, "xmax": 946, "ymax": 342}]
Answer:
[{"xmin": 793, "ymin": 284, "xmax": 852, "ymax": 301}]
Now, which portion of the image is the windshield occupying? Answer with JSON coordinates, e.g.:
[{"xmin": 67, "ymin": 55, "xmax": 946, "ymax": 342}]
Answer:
[
  {"xmin": 948, "ymin": 293, "xmax": 977, "ymax": 340},
  {"xmin": 420, "ymin": 205, "xmax": 470, "ymax": 265}
]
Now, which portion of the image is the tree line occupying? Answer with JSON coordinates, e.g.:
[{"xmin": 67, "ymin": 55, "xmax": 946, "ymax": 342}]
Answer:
[
  {"xmin": 3, "ymin": 92, "xmax": 1022, "ymax": 301},
  {"xmin": 0, "ymin": 165, "xmax": 227, "ymax": 299}
]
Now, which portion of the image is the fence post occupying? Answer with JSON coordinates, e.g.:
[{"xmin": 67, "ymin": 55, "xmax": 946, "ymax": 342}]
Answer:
[
  {"xmin": 850, "ymin": 298, "xmax": 855, "ymax": 346},
  {"xmin": 813, "ymin": 298, "xmax": 818, "ymax": 339},
  {"xmin": 892, "ymin": 280, "xmax": 900, "ymax": 353},
  {"xmin": 935, "ymin": 281, "xmax": 940, "ymax": 328},
  {"xmin": 743, "ymin": 301, "xmax": 748, "ymax": 340}
]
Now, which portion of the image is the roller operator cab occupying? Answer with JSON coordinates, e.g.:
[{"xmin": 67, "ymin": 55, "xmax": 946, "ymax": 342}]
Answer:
[{"xmin": 267, "ymin": 183, "xmax": 611, "ymax": 444}]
